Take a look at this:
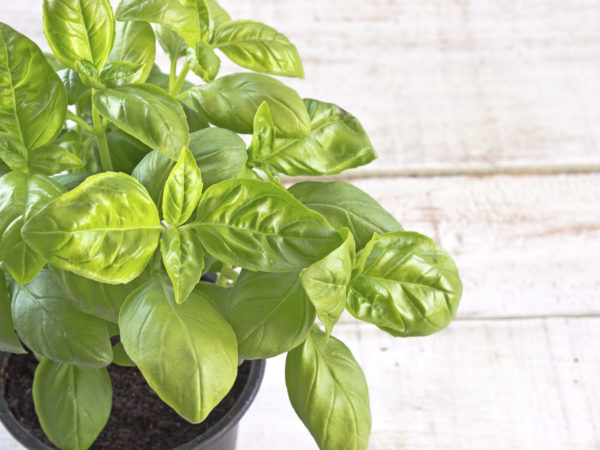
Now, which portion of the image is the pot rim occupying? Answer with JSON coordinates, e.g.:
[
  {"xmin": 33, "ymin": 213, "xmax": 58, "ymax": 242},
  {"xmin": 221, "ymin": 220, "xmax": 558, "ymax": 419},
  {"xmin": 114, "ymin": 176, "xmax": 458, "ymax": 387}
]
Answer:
[{"xmin": 0, "ymin": 352, "xmax": 266, "ymax": 450}]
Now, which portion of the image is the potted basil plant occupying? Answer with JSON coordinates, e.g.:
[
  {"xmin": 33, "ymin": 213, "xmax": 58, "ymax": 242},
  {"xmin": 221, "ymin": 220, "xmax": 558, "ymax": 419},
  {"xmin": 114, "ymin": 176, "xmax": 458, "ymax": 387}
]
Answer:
[{"xmin": 0, "ymin": 0, "xmax": 463, "ymax": 449}]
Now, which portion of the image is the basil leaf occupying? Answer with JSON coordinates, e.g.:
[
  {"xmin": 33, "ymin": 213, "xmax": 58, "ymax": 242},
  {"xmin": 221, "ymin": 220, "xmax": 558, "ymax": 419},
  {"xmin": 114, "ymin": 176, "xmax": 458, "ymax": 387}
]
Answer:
[
  {"xmin": 288, "ymin": 181, "xmax": 403, "ymax": 249},
  {"xmin": 262, "ymin": 99, "xmax": 377, "ymax": 175},
  {"xmin": 112, "ymin": 341, "xmax": 136, "ymax": 367},
  {"xmin": 224, "ymin": 271, "xmax": 315, "ymax": 359},
  {"xmin": 22, "ymin": 172, "xmax": 161, "ymax": 284},
  {"xmin": 206, "ymin": 0, "xmax": 231, "ymax": 31},
  {"xmin": 214, "ymin": 20, "xmax": 303, "ymax": 78},
  {"xmin": 133, "ymin": 127, "xmax": 246, "ymax": 205},
  {"xmin": 0, "ymin": 273, "xmax": 25, "ymax": 353},
  {"xmin": 12, "ymin": 270, "xmax": 113, "ymax": 367},
  {"xmin": 92, "ymin": 84, "xmax": 189, "ymax": 161},
  {"xmin": 156, "ymin": 25, "xmax": 186, "ymax": 61},
  {"xmin": 161, "ymin": 227, "xmax": 205, "ymax": 304},
  {"xmin": 192, "ymin": 178, "xmax": 341, "ymax": 272},
  {"xmin": 247, "ymin": 101, "xmax": 275, "ymax": 164},
  {"xmin": 98, "ymin": 61, "xmax": 145, "ymax": 87},
  {"xmin": 52, "ymin": 172, "xmax": 90, "ymax": 190},
  {"xmin": 43, "ymin": 0, "xmax": 115, "ymax": 69},
  {"xmin": 180, "ymin": 72, "xmax": 310, "ymax": 138},
  {"xmin": 0, "ymin": 23, "xmax": 68, "ymax": 150},
  {"xmin": 119, "ymin": 276, "xmax": 237, "ymax": 423},
  {"xmin": 0, "ymin": 172, "xmax": 65, "ymax": 284},
  {"xmin": 286, "ymin": 325, "xmax": 371, "ymax": 450},
  {"xmin": 0, "ymin": 161, "xmax": 8, "ymax": 177},
  {"xmin": 74, "ymin": 59, "xmax": 105, "ymax": 89},
  {"xmin": 33, "ymin": 359, "xmax": 112, "ymax": 450},
  {"xmin": 28, "ymin": 145, "xmax": 83, "ymax": 176},
  {"xmin": 162, "ymin": 147, "xmax": 203, "ymax": 226},
  {"xmin": 187, "ymin": 42, "xmax": 221, "ymax": 82},
  {"xmin": 300, "ymin": 228, "xmax": 355, "ymax": 337},
  {"xmin": 146, "ymin": 64, "xmax": 194, "ymax": 93},
  {"xmin": 348, "ymin": 231, "xmax": 463, "ymax": 337},
  {"xmin": 44, "ymin": 51, "xmax": 66, "ymax": 71},
  {"xmin": 181, "ymin": 101, "xmax": 210, "ymax": 131},
  {"xmin": 58, "ymin": 68, "xmax": 88, "ymax": 105},
  {"xmin": 0, "ymin": 134, "xmax": 27, "ymax": 171},
  {"xmin": 107, "ymin": 21, "xmax": 155, "ymax": 83},
  {"xmin": 53, "ymin": 267, "xmax": 149, "ymax": 323},
  {"xmin": 105, "ymin": 128, "xmax": 151, "ymax": 174}
]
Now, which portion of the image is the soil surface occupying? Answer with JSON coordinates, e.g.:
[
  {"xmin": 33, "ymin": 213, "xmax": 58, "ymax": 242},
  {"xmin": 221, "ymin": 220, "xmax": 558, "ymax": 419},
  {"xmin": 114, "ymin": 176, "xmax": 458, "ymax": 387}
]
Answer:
[{"xmin": 1, "ymin": 352, "xmax": 250, "ymax": 449}]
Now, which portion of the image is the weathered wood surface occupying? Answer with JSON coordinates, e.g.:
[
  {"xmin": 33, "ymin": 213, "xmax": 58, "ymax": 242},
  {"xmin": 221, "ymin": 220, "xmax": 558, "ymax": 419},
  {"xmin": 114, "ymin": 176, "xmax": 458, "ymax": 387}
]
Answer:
[{"xmin": 3, "ymin": 0, "xmax": 600, "ymax": 173}]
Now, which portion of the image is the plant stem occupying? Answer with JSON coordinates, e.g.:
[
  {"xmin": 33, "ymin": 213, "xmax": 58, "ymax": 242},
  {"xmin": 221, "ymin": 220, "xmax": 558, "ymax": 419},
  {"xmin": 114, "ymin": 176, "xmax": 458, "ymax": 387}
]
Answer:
[
  {"xmin": 170, "ymin": 60, "xmax": 190, "ymax": 96},
  {"xmin": 66, "ymin": 111, "xmax": 96, "ymax": 134},
  {"xmin": 91, "ymin": 90, "xmax": 113, "ymax": 172},
  {"xmin": 169, "ymin": 57, "xmax": 178, "ymax": 94}
]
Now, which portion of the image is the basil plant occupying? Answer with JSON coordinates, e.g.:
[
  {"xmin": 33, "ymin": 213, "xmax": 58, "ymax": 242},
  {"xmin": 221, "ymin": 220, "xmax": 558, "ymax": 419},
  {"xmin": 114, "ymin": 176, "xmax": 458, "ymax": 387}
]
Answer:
[{"xmin": 0, "ymin": 0, "xmax": 463, "ymax": 449}]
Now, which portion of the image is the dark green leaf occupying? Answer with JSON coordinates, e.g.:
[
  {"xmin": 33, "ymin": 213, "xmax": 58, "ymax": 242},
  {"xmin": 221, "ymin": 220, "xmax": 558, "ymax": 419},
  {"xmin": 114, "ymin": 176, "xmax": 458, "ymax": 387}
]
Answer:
[
  {"xmin": 0, "ymin": 272, "xmax": 25, "ymax": 353},
  {"xmin": 180, "ymin": 72, "xmax": 310, "ymax": 138},
  {"xmin": 286, "ymin": 325, "xmax": 371, "ymax": 450},
  {"xmin": 347, "ymin": 231, "xmax": 463, "ymax": 337},
  {"xmin": 33, "ymin": 359, "xmax": 112, "ymax": 450},
  {"xmin": 28, "ymin": 145, "xmax": 83, "ymax": 176},
  {"xmin": 104, "ymin": 128, "xmax": 151, "ymax": 174},
  {"xmin": 288, "ymin": 181, "xmax": 403, "ymax": 249},
  {"xmin": 58, "ymin": 68, "xmax": 88, "ymax": 105}
]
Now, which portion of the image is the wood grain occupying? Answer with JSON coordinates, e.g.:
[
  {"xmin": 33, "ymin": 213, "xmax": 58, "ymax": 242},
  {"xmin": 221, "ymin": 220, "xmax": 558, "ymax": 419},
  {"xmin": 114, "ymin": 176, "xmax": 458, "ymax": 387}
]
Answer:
[{"xmin": 3, "ymin": 0, "xmax": 600, "ymax": 172}]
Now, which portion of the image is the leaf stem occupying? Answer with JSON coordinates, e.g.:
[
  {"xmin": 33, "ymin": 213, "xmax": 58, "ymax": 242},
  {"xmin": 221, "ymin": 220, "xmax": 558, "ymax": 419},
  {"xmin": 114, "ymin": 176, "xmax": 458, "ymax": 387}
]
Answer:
[
  {"xmin": 66, "ymin": 111, "xmax": 96, "ymax": 134},
  {"xmin": 169, "ymin": 57, "xmax": 178, "ymax": 94},
  {"xmin": 91, "ymin": 90, "xmax": 113, "ymax": 172},
  {"xmin": 170, "ymin": 60, "xmax": 190, "ymax": 96}
]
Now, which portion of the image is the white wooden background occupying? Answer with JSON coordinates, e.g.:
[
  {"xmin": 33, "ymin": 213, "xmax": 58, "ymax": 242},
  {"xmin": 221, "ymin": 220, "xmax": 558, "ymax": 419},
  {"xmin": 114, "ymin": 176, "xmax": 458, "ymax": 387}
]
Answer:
[{"xmin": 1, "ymin": 0, "xmax": 600, "ymax": 449}]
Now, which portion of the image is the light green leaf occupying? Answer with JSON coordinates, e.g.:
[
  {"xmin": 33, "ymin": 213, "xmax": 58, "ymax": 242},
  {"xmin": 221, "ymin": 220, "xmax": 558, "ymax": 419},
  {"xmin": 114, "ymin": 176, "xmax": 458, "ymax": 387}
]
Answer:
[
  {"xmin": 286, "ymin": 325, "xmax": 371, "ymax": 450},
  {"xmin": 347, "ymin": 231, "xmax": 463, "ymax": 337},
  {"xmin": 133, "ymin": 127, "xmax": 247, "ymax": 206},
  {"xmin": 119, "ymin": 276, "xmax": 237, "ymax": 423},
  {"xmin": 192, "ymin": 178, "xmax": 341, "ymax": 272},
  {"xmin": 161, "ymin": 227, "xmax": 205, "ymax": 304},
  {"xmin": 162, "ymin": 147, "xmax": 203, "ymax": 226},
  {"xmin": 187, "ymin": 41, "xmax": 221, "ymax": 82},
  {"xmin": 0, "ymin": 172, "xmax": 64, "ymax": 284},
  {"xmin": 92, "ymin": 84, "xmax": 189, "ymax": 161},
  {"xmin": 33, "ymin": 359, "xmax": 112, "ymax": 450},
  {"xmin": 98, "ymin": 61, "xmax": 145, "ymax": 87},
  {"xmin": 247, "ymin": 101, "xmax": 275, "ymax": 164},
  {"xmin": 28, "ymin": 145, "xmax": 83, "ymax": 176},
  {"xmin": 224, "ymin": 271, "xmax": 315, "ymax": 359},
  {"xmin": 214, "ymin": 20, "xmax": 303, "ymax": 78},
  {"xmin": 300, "ymin": 228, "xmax": 355, "ymax": 337},
  {"xmin": 156, "ymin": 25, "xmax": 186, "ymax": 61},
  {"xmin": 180, "ymin": 72, "xmax": 310, "ymax": 138},
  {"xmin": 0, "ymin": 272, "xmax": 25, "ymax": 354},
  {"xmin": 112, "ymin": 341, "xmax": 135, "ymax": 367},
  {"xmin": 43, "ymin": 0, "xmax": 115, "ymax": 69},
  {"xmin": 0, "ymin": 23, "xmax": 68, "ymax": 150},
  {"xmin": 74, "ymin": 59, "xmax": 105, "ymax": 89},
  {"xmin": 206, "ymin": 0, "xmax": 231, "ymax": 31},
  {"xmin": 22, "ymin": 172, "xmax": 161, "ymax": 284},
  {"xmin": 288, "ymin": 181, "xmax": 403, "ymax": 249},
  {"xmin": 0, "ymin": 134, "xmax": 27, "ymax": 171},
  {"xmin": 107, "ymin": 20, "xmax": 155, "ymax": 83},
  {"xmin": 44, "ymin": 51, "xmax": 66, "ymax": 71},
  {"xmin": 262, "ymin": 98, "xmax": 377, "ymax": 176},
  {"xmin": 12, "ymin": 270, "xmax": 113, "ymax": 367}
]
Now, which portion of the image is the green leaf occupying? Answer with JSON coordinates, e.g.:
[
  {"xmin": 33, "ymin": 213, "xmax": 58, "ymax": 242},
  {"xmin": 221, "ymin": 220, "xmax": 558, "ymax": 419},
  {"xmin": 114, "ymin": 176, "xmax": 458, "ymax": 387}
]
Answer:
[
  {"xmin": 180, "ymin": 72, "xmax": 310, "ymax": 138},
  {"xmin": 206, "ymin": 0, "xmax": 231, "ymax": 31},
  {"xmin": 0, "ymin": 134, "xmax": 27, "ymax": 171},
  {"xmin": 98, "ymin": 61, "xmax": 145, "ymax": 87},
  {"xmin": 347, "ymin": 231, "xmax": 463, "ymax": 337},
  {"xmin": 112, "ymin": 341, "xmax": 136, "ymax": 367},
  {"xmin": 43, "ymin": 0, "xmax": 115, "ymax": 69},
  {"xmin": 107, "ymin": 20, "xmax": 155, "ymax": 83},
  {"xmin": 247, "ymin": 101, "xmax": 275, "ymax": 165},
  {"xmin": 44, "ymin": 52, "xmax": 66, "ymax": 71},
  {"xmin": 187, "ymin": 41, "xmax": 221, "ymax": 82},
  {"xmin": 12, "ymin": 270, "xmax": 113, "ymax": 367},
  {"xmin": 28, "ymin": 145, "xmax": 83, "ymax": 176},
  {"xmin": 52, "ymin": 267, "xmax": 149, "ymax": 322},
  {"xmin": 0, "ymin": 172, "xmax": 65, "ymax": 284},
  {"xmin": 214, "ymin": 20, "xmax": 303, "ymax": 78},
  {"xmin": 0, "ymin": 23, "xmax": 68, "ymax": 150},
  {"xmin": 104, "ymin": 128, "xmax": 151, "ymax": 174},
  {"xmin": 33, "ymin": 359, "xmax": 112, "ymax": 450},
  {"xmin": 224, "ymin": 271, "xmax": 315, "ymax": 359},
  {"xmin": 132, "ymin": 127, "xmax": 247, "ymax": 205},
  {"xmin": 286, "ymin": 325, "xmax": 371, "ymax": 450},
  {"xmin": 156, "ymin": 25, "xmax": 186, "ymax": 61},
  {"xmin": 0, "ymin": 272, "xmax": 25, "ymax": 353},
  {"xmin": 52, "ymin": 172, "xmax": 90, "ymax": 190},
  {"xmin": 116, "ymin": 0, "xmax": 209, "ymax": 47},
  {"xmin": 162, "ymin": 147, "xmax": 203, "ymax": 226},
  {"xmin": 262, "ymin": 99, "xmax": 377, "ymax": 176},
  {"xmin": 22, "ymin": 172, "xmax": 161, "ymax": 284},
  {"xmin": 181, "ymin": 101, "xmax": 210, "ymax": 132},
  {"xmin": 119, "ymin": 276, "xmax": 237, "ymax": 423},
  {"xmin": 146, "ymin": 64, "xmax": 193, "ymax": 93},
  {"xmin": 58, "ymin": 69, "xmax": 88, "ymax": 105},
  {"xmin": 300, "ymin": 228, "xmax": 355, "ymax": 337},
  {"xmin": 288, "ymin": 181, "xmax": 403, "ymax": 249},
  {"xmin": 160, "ymin": 227, "xmax": 205, "ymax": 304},
  {"xmin": 74, "ymin": 59, "xmax": 105, "ymax": 89},
  {"xmin": 192, "ymin": 178, "xmax": 341, "ymax": 272},
  {"xmin": 92, "ymin": 84, "xmax": 189, "ymax": 161}
]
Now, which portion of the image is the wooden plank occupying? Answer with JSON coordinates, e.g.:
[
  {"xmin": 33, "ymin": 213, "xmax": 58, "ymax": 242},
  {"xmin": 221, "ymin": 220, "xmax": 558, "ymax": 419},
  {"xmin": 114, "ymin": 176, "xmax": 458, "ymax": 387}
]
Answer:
[
  {"xmin": 3, "ymin": 0, "xmax": 600, "ymax": 172},
  {"xmin": 339, "ymin": 174, "xmax": 600, "ymax": 319},
  {"xmin": 239, "ymin": 319, "xmax": 600, "ymax": 449}
]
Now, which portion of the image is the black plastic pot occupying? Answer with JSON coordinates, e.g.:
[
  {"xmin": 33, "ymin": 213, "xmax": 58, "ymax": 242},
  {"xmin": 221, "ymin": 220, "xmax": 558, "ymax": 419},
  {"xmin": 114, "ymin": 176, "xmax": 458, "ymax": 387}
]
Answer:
[{"xmin": 0, "ymin": 353, "xmax": 265, "ymax": 450}]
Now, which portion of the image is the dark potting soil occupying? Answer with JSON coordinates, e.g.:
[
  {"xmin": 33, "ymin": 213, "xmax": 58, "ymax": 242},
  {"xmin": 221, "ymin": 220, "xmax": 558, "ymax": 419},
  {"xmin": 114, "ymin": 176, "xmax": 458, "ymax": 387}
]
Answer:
[{"xmin": 1, "ymin": 352, "xmax": 251, "ymax": 449}]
